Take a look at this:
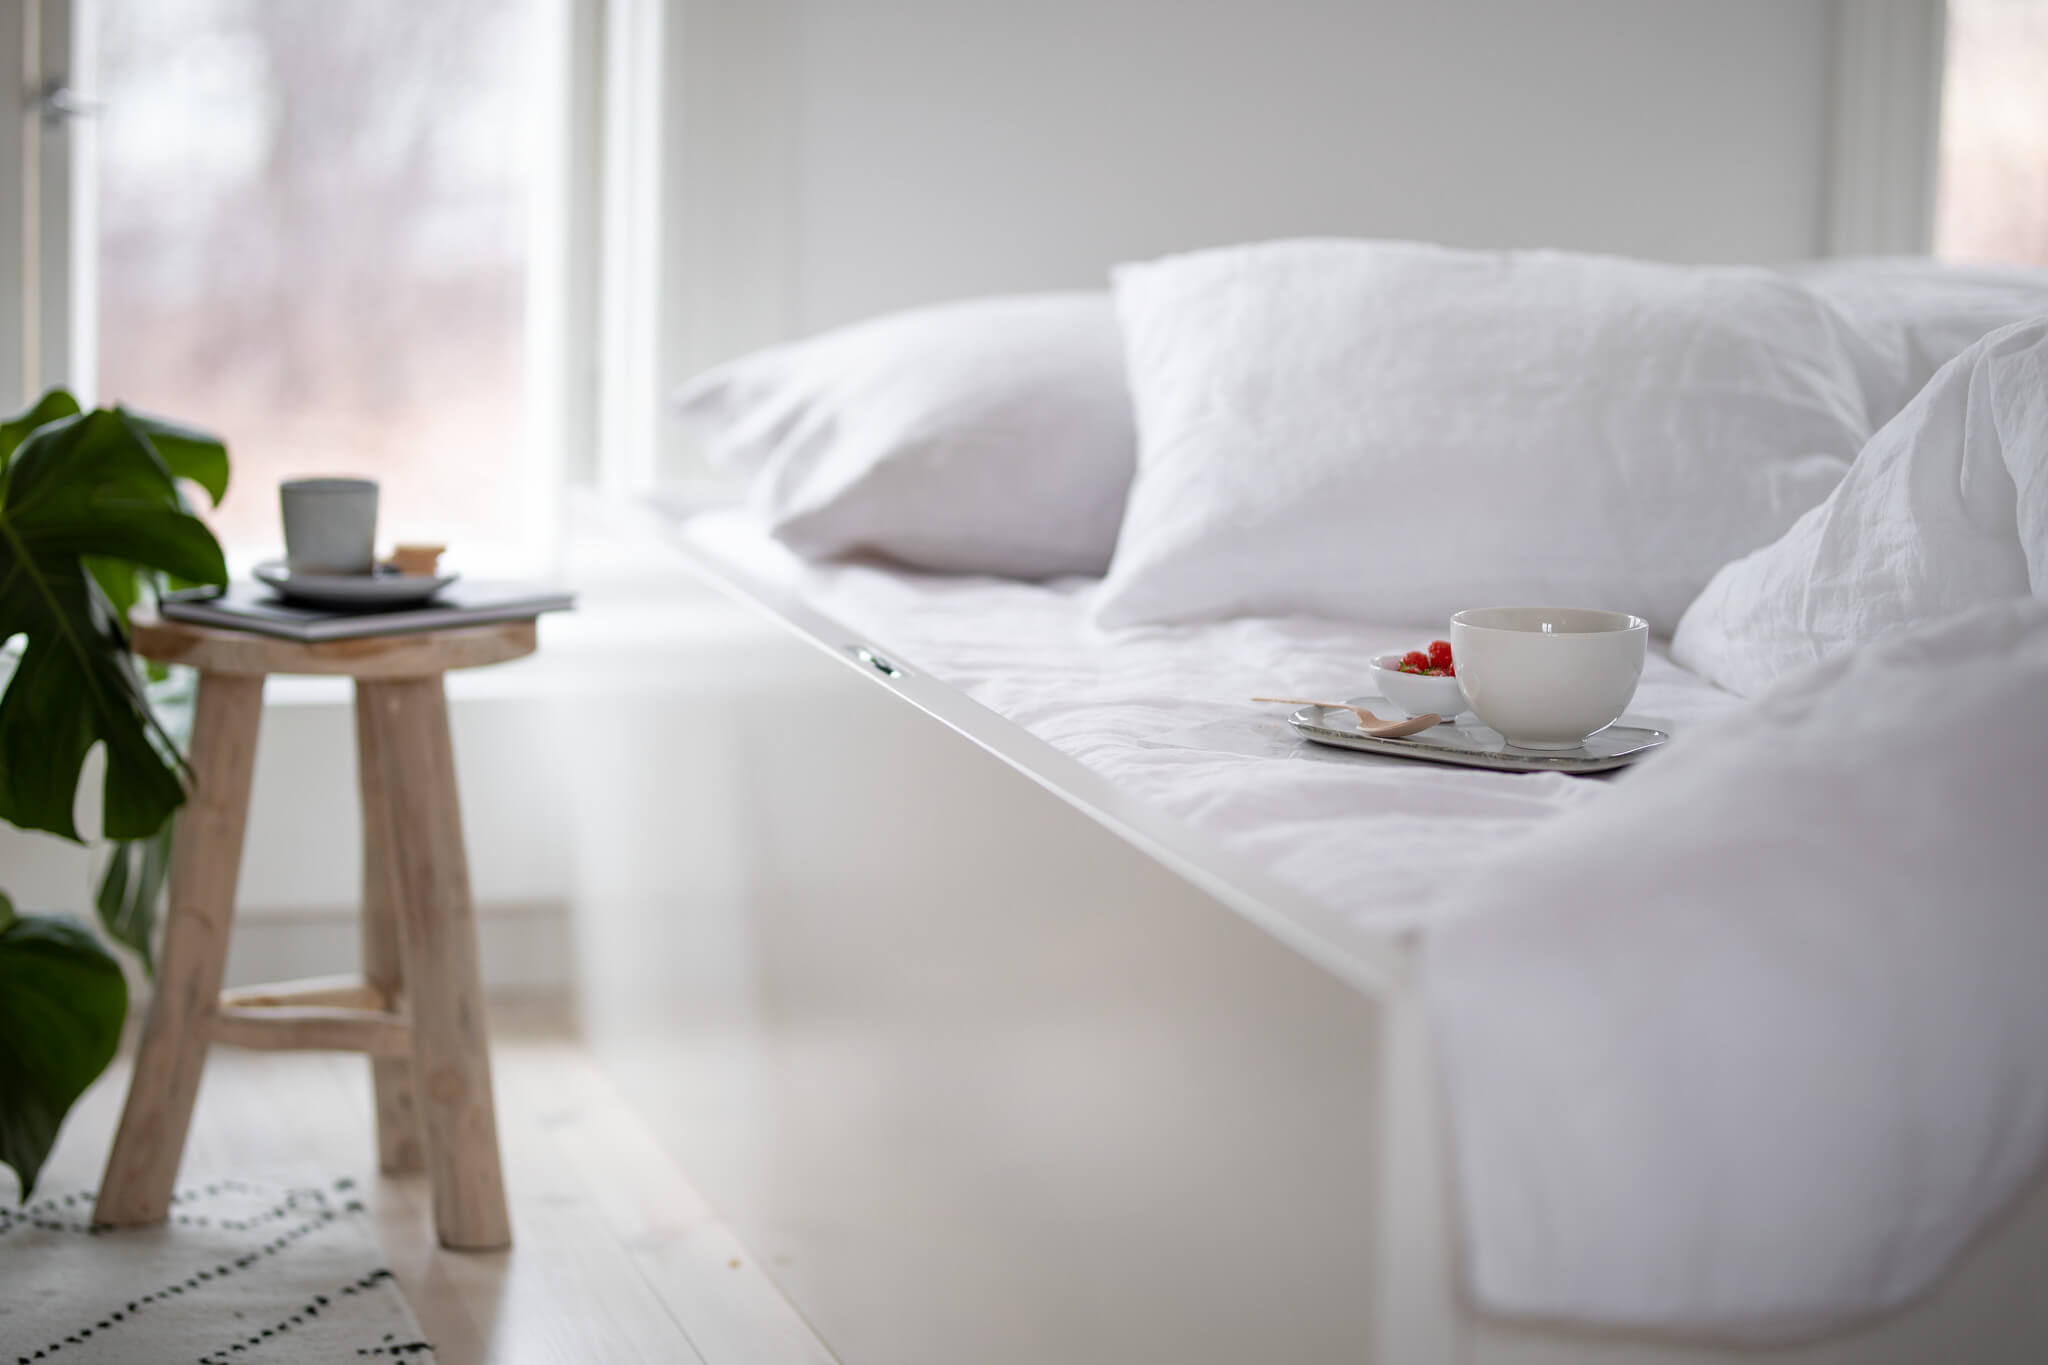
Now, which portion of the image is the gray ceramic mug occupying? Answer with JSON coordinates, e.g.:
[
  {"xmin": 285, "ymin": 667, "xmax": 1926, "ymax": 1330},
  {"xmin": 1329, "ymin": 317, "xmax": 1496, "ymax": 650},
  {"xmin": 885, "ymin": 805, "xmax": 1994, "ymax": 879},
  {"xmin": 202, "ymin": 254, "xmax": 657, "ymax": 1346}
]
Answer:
[{"xmin": 281, "ymin": 478, "xmax": 379, "ymax": 575}]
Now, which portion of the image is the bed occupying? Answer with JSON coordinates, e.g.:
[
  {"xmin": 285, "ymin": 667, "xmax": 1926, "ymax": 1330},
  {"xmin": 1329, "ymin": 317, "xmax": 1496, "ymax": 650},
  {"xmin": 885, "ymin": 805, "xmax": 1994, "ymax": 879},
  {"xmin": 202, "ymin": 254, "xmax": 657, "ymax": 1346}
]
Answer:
[
  {"xmin": 557, "ymin": 505, "xmax": 2048, "ymax": 1365},
  {"xmin": 574, "ymin": 243, "xmax": 2048, "ymax": 1364}
]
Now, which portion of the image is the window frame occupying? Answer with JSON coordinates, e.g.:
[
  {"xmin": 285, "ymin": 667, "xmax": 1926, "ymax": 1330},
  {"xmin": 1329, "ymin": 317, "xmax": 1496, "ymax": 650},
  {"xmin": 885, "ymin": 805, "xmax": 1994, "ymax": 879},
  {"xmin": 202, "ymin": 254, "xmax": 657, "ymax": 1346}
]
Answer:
[
  {"xmin": 4, "ymin": 0, "xmax": 84, "ymax": 413},
  {"xmin": 15, "ymin": 0, "xmax": 610, "ymax": 570},
  {"xmin": 1825, "ymin": 0, "xmax": 1947, "ymax": 257}
]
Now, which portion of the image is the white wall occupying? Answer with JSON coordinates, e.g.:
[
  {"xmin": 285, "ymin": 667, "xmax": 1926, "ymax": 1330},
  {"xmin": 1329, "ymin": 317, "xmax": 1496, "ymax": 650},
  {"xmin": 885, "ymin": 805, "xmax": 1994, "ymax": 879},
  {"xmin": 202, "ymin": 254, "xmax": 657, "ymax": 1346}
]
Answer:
[
  {"xmin": 662, "ymin": 0, "xmax": 1841, "ymax": 397},
  {"xmin": 6, "ymin": 0, "xmax": 1860, "ymax": 996},
  {"xmin": 0, "ymin": 505, "xmax": 765, "ymax": 996},
  {"xmin": 794, "ymin": 0, "xmax": 1835, "ymax": 328},
  {"xmin": 0, "ymin": 663, "xmax": 588, "ymax": 991}
]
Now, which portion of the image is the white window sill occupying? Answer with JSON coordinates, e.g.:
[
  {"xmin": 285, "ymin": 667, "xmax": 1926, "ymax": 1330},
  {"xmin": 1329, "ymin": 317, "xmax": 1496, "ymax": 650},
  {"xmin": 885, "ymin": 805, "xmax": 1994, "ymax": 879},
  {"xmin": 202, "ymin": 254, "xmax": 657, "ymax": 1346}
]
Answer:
[
  {"xmin": 254, "ymin": 486, "xmax": 783, "ymax": 707},
  {"xmin": 257, "ymin": 600, "xmax": 778, "ymax": 707}
]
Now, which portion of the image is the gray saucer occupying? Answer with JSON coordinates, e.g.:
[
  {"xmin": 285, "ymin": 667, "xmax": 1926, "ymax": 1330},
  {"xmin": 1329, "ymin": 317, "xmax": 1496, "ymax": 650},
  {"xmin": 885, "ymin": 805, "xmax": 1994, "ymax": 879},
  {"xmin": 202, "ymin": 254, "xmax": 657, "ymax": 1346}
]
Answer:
[{"xmin": 253, "ymin": 559, "xmax": 458, "ymax": 608}]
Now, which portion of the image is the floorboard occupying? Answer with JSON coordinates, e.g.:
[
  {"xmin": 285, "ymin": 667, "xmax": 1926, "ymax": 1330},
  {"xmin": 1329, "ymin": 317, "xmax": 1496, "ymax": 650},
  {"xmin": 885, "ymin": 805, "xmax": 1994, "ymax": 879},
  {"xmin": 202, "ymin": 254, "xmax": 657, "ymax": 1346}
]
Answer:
[{"xmin": 17, "ymin": 997, "xmax": 838, "ymax": 1365}]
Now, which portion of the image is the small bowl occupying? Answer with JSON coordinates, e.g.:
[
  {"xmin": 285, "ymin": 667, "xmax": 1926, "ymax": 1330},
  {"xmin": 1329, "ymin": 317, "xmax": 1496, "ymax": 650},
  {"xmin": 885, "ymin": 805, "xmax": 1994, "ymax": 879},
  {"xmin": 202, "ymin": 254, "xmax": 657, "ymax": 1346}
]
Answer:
[
  {"xmin": 1450, "ymin": 607, "xmax": 1647, "ymax": 750},
  {"xmin": 1370, "ymin": 654, "xmax": 1468, "ymax": 721}
]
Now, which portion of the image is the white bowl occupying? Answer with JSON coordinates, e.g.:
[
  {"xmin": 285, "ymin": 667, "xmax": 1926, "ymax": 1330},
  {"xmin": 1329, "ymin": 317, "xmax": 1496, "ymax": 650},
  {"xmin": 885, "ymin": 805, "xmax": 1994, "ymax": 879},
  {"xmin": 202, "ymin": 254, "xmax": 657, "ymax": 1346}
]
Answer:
[
  {"xmin": 1450, "ymin": 607, "xmax": 1648, "ymax": 750},
  {"xmin": 1369, "ymin": 654, "xmax": 1468, "ymax": 721}
]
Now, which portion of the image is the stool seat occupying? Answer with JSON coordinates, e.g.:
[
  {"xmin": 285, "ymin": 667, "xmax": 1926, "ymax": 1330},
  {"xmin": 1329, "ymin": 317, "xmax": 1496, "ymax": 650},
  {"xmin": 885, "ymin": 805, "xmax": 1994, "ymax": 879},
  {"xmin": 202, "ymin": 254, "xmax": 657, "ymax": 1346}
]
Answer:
[
  {"xmin": 96, "ymin": 608, "xmax": 533, "ymax": 1250},
  {"xmin": 131, "ymin": 611, "xmax": 536, "ymax": 678}
]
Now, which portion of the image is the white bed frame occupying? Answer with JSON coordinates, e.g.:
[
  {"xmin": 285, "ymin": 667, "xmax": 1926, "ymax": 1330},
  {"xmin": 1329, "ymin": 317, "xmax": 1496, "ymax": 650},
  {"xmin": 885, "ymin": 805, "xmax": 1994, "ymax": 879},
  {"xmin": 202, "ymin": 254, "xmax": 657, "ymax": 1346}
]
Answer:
[{"xmin": 568, "ymin": 519, "xmax": 2048, "ymax": 1365}]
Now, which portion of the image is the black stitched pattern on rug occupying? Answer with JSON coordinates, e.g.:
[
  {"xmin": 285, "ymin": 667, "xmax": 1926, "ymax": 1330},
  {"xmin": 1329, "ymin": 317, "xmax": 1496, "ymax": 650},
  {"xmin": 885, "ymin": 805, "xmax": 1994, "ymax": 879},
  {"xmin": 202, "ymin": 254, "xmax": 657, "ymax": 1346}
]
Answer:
[
  {"xmin": 0, "ymin": 1179, "xmax": 336, "ymax": 1237},
  {"xmin": 192, "ymin": 1268, "xmax": 426, "ymax": 1364},
  {"xmin": 0, "ymin": 1188, "xmax": 101, "ymax": 1238},
  {"xmin": 353, "ymin": 1324, "xmax": 436, "ymax": 1357},
  {"xmin": 11, "ymin": 1179, "xmax": 389, "ymax": 1365}
]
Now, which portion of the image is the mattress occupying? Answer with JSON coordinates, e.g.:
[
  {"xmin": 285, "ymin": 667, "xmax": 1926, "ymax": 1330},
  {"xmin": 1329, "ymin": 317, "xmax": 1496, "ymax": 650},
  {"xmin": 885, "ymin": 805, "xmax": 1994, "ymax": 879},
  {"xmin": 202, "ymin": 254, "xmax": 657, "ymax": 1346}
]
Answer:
[{"xmin": 683, "ymin": 510, "xmax": 1739, "ymax": 934}]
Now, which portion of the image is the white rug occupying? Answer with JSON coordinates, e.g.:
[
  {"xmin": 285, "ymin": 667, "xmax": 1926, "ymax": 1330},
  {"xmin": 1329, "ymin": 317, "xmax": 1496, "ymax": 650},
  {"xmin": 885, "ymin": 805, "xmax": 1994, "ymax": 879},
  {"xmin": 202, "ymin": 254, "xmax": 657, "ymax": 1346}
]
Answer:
[{"xmin": 0, "ymin": 1177, "xmax": 437, "ymax": 1364}]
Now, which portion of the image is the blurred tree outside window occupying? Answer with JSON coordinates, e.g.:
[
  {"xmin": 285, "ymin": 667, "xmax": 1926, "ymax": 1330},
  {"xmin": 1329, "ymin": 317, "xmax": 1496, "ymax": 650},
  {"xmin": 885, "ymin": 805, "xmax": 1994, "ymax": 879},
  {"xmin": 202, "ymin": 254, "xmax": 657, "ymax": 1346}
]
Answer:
[
  {"xmin": 94, "ymin": 0, "xmax": 537, "ymax": 557},
  {"xmin": 1936, "ymin": 0, "xmax": 2048, "ymax": 265}
]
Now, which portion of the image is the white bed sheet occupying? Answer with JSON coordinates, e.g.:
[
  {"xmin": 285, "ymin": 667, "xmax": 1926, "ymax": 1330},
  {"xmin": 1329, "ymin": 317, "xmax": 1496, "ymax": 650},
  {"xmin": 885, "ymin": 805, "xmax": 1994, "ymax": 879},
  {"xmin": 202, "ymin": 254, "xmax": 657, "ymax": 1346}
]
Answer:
[{"xmin": 685, "ymin": 510, "xmax": 1738, "ymax": 933}]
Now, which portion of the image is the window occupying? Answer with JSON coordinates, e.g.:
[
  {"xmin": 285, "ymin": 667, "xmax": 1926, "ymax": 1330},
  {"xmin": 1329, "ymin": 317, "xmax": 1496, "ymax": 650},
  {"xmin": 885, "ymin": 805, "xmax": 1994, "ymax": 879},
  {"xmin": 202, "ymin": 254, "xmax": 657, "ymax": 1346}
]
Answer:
[
  {"xmin": 1936, "ymin": 0, "xmax": 2048, "ymax": 264},
  {"xmin": 89, "ymin": 0, "xmax": 556, "ymax": 560}
]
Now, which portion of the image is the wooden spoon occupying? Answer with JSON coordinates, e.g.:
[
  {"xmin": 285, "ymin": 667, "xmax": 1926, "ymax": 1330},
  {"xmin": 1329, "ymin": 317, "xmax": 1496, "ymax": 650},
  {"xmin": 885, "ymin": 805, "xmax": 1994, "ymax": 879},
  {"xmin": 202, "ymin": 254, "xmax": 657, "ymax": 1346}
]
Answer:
[{"xmin": 1252, "ymin": 697, "xmax": 1443, "ymax": 738}]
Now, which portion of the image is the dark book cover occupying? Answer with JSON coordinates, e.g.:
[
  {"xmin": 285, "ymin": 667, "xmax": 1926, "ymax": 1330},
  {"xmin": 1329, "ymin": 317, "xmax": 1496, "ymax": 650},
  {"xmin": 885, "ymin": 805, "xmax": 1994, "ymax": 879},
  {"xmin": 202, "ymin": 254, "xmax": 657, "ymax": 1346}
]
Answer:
[{"xmin": 160, "ymin": 582, "xmax": 576, "ymax": 642}]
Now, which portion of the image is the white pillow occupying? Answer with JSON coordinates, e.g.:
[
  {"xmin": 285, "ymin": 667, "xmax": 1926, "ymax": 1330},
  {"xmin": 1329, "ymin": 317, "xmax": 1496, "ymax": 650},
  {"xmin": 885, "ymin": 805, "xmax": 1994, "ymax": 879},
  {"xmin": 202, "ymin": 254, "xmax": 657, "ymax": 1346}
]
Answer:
[
  {"xmin": 1094, "ymin": 239, "xmax": 1873, "ymax": 634},
  {"xmin": 1783, "ymin": 257, "xmax": 2048, "ymax": 425},
  {"xmin": 674, "ymin": 294, "xmax": 1134, "ymax": 578},
  {"xmin": 1672, "ymin": 318, "xmax": 2048, "ymax": 696}
]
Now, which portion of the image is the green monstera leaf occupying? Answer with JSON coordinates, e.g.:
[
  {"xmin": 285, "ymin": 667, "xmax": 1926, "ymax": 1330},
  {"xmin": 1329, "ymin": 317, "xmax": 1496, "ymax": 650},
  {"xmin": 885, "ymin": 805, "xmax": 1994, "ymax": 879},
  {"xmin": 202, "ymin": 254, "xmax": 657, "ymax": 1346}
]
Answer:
[
  {"xmin": 96, "ymin": 816, "xmax": 174, "ymax": 975},
  {"xmin": 92, "ymin": 658, "xmax": 200, "ymax": 975},
  {"xmin": 0, "ymin": 389, "xmax": 82, "ymax": 460},
  {"xmin": 0, "ymin": 900, "xmax": 130, "ymax": 1201},
  {"xmin": 84, "ymin": 409, "xmax": 232, "ymax": 627},
  {"xmin": 0, "ymin": 396, "xmax": 229, "ymax": 842}
]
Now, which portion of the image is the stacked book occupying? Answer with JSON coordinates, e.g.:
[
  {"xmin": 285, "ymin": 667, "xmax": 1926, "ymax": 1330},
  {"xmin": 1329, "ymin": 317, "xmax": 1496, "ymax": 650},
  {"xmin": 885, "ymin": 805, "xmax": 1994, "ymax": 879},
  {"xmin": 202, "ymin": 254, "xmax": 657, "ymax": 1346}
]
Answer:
[{"xmin": 161, "ymin": 582, "xmax": 575, "ymax": 642}]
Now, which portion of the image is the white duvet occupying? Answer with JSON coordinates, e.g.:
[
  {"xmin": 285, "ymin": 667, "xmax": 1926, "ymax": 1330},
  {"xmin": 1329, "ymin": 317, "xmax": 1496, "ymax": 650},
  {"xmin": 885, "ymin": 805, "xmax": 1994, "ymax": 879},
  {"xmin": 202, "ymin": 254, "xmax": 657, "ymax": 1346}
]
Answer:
[
  {"xmin": 1429, "ymin": 597, "xmax": 2048, "ymax": 1339},
  {"xmin": 1674, "ymin": 318, "xmax": 2048, "ymax": 696}
]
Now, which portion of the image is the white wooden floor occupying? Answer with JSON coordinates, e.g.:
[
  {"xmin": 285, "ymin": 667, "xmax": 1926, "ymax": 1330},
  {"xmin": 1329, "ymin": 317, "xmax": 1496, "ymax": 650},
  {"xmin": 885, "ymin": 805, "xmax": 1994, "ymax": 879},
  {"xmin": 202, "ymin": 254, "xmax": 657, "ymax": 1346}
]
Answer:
[{"xmin": 23, "ymin": 998, "xmax": 841, "ymax": 1365}]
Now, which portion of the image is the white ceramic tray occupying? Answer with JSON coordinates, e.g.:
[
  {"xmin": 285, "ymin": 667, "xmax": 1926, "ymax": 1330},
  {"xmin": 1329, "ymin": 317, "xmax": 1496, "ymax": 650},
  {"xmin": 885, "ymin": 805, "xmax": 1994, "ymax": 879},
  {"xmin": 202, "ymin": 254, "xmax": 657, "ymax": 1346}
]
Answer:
[{"xmin": 1288, "ymin": 697, "xmax": 1668, "ymax": 774}]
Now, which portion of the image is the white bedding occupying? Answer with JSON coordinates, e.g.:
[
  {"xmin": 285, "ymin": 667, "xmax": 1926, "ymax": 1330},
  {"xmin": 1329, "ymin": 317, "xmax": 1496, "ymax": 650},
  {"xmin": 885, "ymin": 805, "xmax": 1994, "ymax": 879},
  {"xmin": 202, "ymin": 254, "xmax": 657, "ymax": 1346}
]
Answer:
[
  {"xmin": 1431, "ymin": 597, "xmax": 2048, "ymax": 1340},
  {"xmin": 1674, "ymin": 318, "xmax": 2048, "ymax": 696},
  {"xmin": 684, "ymin": 510, "xmax": 2047, "ymax": 1345},
  {"xmin": 685, "ymin": 509, "xmax": 1737, "ymax": 933},
  {"xmin": 1098, "ymin": 239, "xmax": 1870, "ymax": 636}
]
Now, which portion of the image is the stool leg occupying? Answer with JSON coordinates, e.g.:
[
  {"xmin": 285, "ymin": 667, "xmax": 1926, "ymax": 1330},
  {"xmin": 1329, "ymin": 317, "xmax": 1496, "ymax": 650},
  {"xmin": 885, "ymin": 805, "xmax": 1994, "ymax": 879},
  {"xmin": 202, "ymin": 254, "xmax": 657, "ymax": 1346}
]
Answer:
[
  {"xmin": 355, "ymin": 681, "xmax": 424, "ymax": 1174},
  {"xmin": 362, "ymin": 676, "xmax": 511, "ymax": 1250},
  {"xmin": 96, "ymin": 671, "xmax": 265, "ymax": 1227}
]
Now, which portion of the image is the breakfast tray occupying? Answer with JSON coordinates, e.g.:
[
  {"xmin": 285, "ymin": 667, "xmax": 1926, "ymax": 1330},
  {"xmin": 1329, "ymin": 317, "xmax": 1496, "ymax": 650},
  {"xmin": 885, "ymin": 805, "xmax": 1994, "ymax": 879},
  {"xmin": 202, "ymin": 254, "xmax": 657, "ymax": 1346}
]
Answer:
[{"xmin": 1287, "ymin": 700, "xmax": 1668, "ymax": 774}]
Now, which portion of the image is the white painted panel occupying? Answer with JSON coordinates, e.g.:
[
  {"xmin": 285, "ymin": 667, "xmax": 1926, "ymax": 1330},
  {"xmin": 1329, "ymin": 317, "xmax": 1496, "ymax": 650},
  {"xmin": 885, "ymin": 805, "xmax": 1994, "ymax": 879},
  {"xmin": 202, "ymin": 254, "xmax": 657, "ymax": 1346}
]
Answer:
[
  {"xmin": 574, "ymin": 620, "xmax": 1391, "ymax": 1365},
  {"xmin": 1, "ymin": 3, "xmax": 29, "ymax": 411},
  {"xmin": 219, "ymin": 903, "xmax": 571, "ymax": 993},
  {"xmin": 0, "ymin": 689, "xmax": 586, "ymax": 990}
]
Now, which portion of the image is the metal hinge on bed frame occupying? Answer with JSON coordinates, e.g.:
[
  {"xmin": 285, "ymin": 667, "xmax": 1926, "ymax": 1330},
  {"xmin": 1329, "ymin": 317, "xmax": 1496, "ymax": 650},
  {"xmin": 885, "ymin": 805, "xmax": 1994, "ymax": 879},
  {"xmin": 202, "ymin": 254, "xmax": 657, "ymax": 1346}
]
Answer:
[{"xmin": 844, "ymin": 644, "xmax": 906, "ymax": 678}]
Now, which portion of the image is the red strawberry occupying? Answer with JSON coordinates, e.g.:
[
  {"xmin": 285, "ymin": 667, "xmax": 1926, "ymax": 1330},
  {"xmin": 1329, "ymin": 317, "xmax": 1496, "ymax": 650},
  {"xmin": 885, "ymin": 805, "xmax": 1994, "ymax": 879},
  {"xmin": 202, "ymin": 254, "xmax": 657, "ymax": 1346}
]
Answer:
[
  {"xmin": 1428, "ymin": 639, "xmax": 1453, "ymax": 669},
  {"xmin": 1401, "ymin": 649, "xmax": 1430, "ymax": 671}
]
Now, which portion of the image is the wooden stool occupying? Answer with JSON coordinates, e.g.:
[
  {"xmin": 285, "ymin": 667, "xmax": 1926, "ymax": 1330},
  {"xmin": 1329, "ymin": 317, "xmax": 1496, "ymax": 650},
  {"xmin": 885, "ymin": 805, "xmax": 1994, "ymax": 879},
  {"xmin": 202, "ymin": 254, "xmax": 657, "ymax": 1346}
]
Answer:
[{"xmin": 94, "ymin": 611, "xmax": 539, "ymax": 1250}]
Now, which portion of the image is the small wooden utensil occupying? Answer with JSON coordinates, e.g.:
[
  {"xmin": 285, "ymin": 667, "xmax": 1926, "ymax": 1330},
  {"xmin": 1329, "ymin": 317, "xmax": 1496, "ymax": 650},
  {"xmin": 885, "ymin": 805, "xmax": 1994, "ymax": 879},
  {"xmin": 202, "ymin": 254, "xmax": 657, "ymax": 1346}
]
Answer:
[
  {"xmin": 1252, "ymin": 697, "xmax": 1443, "ymax": 738},
  {"xmin": 388, "ymin": 542, "xmax": 446, "ymax": 577}
]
